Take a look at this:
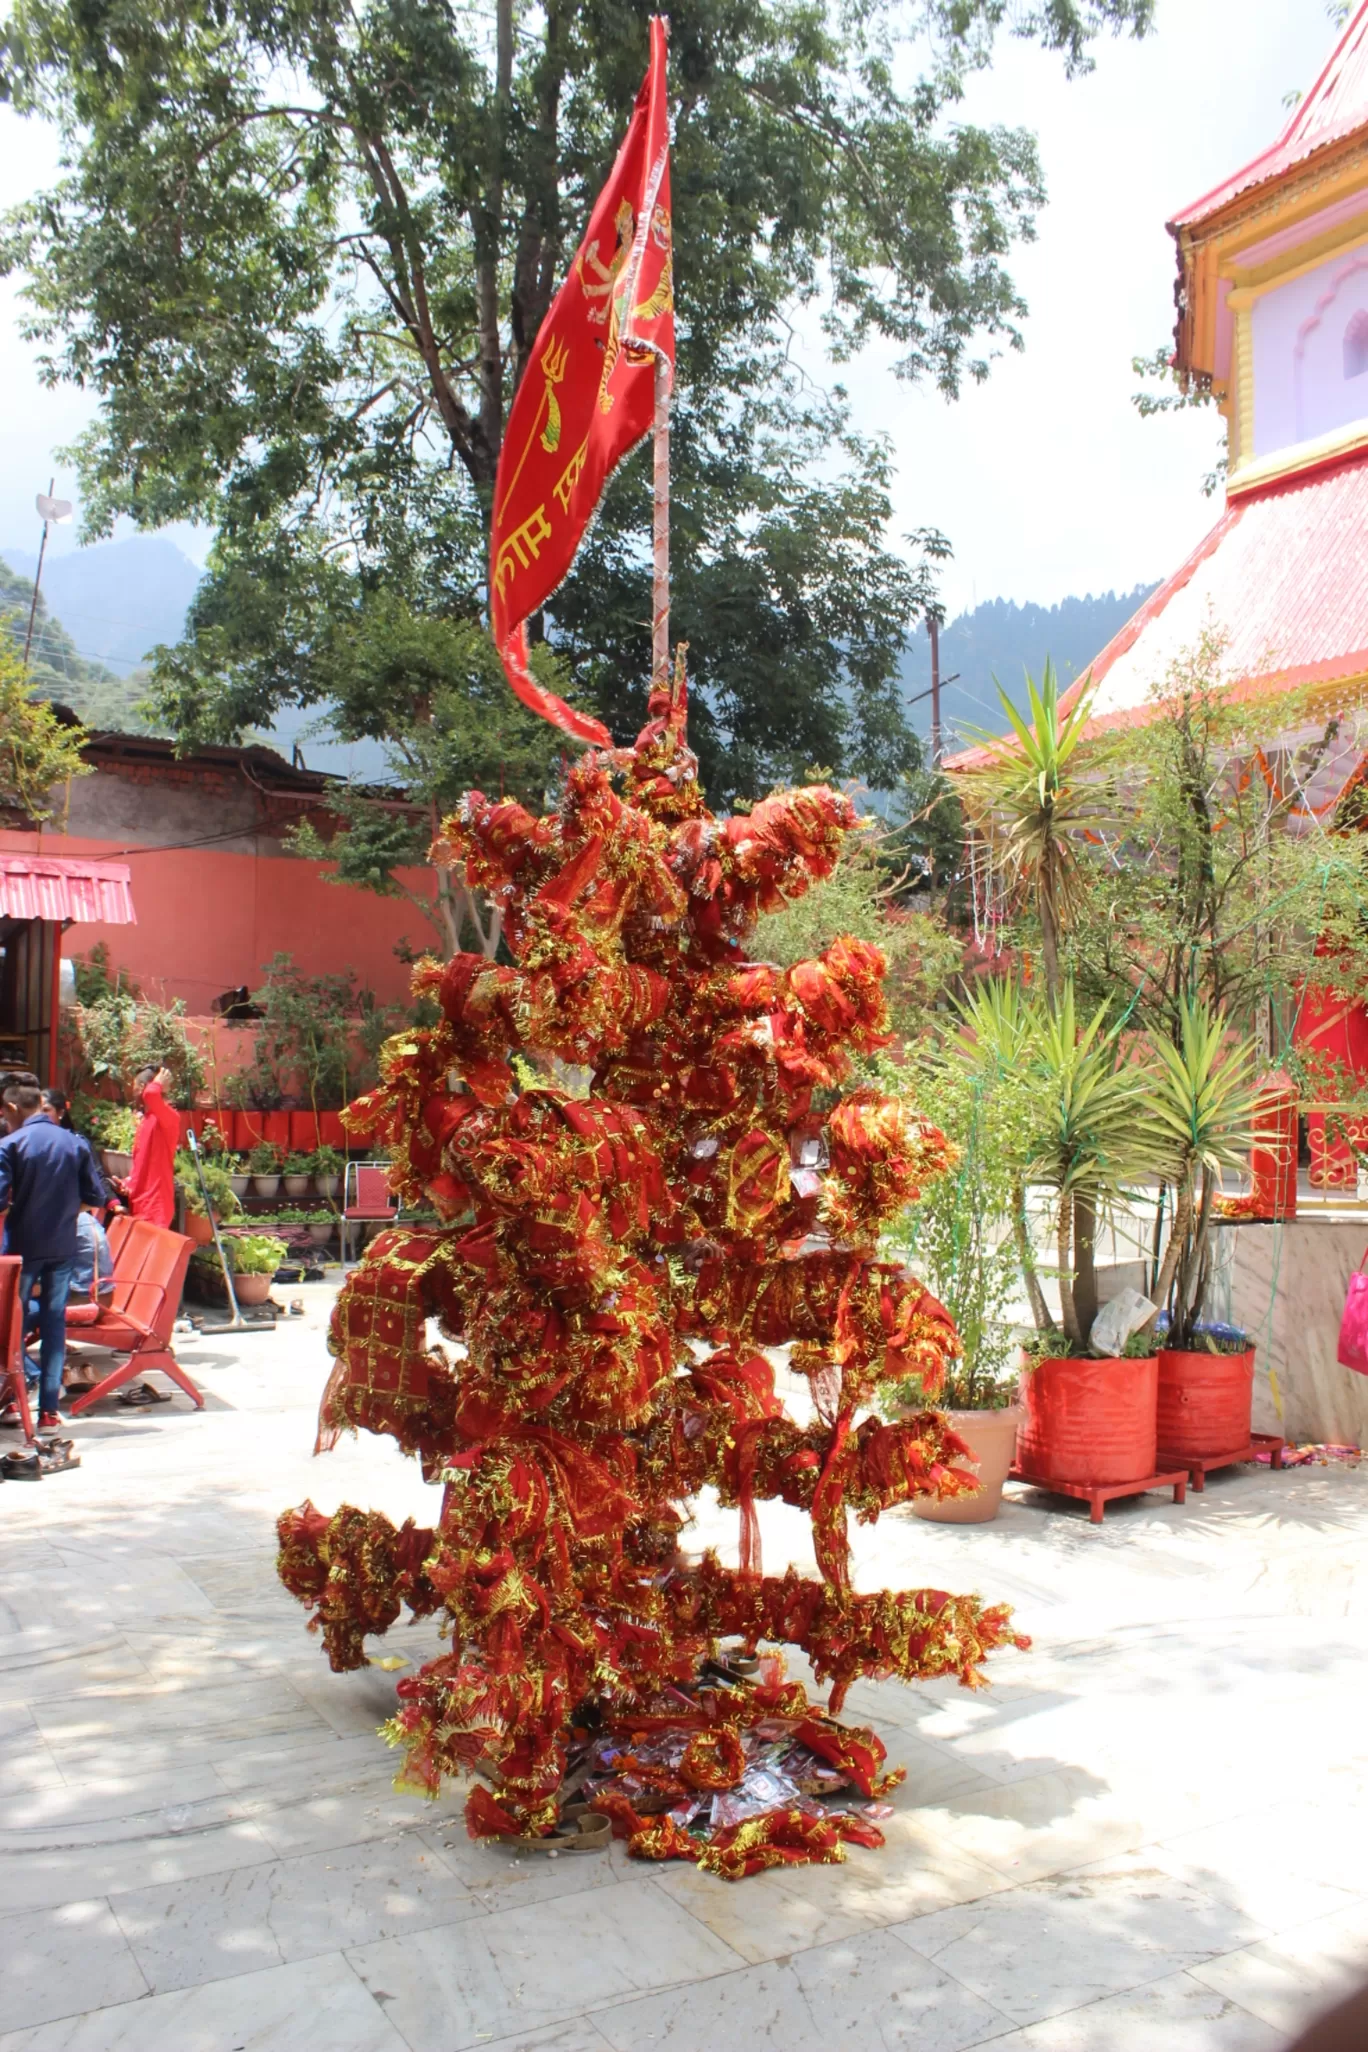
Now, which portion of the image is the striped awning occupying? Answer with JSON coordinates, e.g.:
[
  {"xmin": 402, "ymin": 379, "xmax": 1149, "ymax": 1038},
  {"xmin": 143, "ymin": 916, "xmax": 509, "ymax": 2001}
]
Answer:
[{"xmin": 0, "ymin": 854, "xmax": 137, "ymax": 925}]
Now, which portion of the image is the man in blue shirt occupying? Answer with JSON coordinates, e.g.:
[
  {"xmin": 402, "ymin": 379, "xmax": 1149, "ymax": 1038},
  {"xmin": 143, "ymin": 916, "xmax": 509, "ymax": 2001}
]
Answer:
[{"xmin": 0, "ymin": 1083, "xmax": 103, "ymax": 1428}]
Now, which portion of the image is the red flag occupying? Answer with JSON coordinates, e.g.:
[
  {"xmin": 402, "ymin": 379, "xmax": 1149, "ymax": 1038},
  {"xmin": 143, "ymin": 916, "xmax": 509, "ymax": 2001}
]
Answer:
[{"xmin": 489, "ymin": 16, "xmax": 674, "ymax": 745}]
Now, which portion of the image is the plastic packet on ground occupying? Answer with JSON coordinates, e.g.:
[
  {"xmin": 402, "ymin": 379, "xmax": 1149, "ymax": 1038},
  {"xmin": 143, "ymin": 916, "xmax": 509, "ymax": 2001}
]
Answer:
[{"xmin": 710, "ymin": 1766, "xmax": 802, "ymax": 1829}]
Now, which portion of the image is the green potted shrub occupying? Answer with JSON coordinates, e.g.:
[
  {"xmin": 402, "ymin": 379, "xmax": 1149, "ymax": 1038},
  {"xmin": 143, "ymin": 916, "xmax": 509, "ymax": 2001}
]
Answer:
[
  {"xmin": 302, "ymin": 1207, "xmax": 336, "ymax": 1247},
  {"xmin": 1140, "ymin": 996, "xmax": 1260, "ymax": 1465},
  {"xmin": 175, "ymin": 1151, "xmax": 244, "ymax": 1244},
  {"xmin": 308, "ymin": 1144, "xmax": 344, "ymax": 1201},
  {"xmin": 281, "ymin": 1151, "xmax": 313, "ymax": 1199},
  {"xmin": 880, "ymin": 1031, "xmax": 1033, "ymax": 1523},
  {"xmin": 246, "ymin": 1140, "xmax": 284, "ymax": 1199},
  {"xmin": 229, "ymin": 1232, "xmax": 287, "ymax": 1305},
  {"xmin": 89, "ymin": 1101, "xmax": 137, "ymax": 1178}
]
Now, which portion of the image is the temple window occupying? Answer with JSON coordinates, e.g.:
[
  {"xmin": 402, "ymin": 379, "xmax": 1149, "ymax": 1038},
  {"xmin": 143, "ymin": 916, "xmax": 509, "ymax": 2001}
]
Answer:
[{"xmin": 1344, "ymin": 307, "xmax": 1368, "ymax": 380}]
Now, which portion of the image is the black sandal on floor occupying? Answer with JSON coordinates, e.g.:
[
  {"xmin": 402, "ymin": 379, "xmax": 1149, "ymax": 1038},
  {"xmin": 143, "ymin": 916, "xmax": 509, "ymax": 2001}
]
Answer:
[
  {"xmin": 117, "ymin": 1382, "xmax": 171, "ymax": 1407},
  {"xmin": 1, "ymin": 1449, "xmax": 44, "ymax": 1481},
  {"xmin": 35, "ymin": 1442, "xmax": 80, "ymax": 1474}
]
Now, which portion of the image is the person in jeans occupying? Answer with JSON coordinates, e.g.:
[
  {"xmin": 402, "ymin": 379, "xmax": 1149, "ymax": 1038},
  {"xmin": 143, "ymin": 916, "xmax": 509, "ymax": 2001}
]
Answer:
[{"xmin": 0, "ymin": 1083, "xmax": 103, "ymax": 1429}]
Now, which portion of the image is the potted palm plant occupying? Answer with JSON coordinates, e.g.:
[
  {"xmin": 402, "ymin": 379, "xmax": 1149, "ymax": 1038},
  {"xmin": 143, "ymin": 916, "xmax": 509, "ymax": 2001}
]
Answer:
[
  {"xmin": 1140, "ymin": 996, "xmax": 1260, "ymax": 1462},
  {"xmin": 1009, "ymin": 984, "xmax": 1169, "ymax": 1489}
]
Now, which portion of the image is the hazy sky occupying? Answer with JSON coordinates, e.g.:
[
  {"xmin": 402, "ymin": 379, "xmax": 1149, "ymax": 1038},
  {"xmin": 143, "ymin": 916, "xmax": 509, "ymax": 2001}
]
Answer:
[{"xmin": 0, "ymin": 0, "xmax": 1344, "ymax": 618}]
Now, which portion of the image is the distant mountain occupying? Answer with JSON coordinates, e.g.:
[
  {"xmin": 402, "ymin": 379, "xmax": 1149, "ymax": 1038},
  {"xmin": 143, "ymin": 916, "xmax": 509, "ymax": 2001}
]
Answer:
[
  {"xmin": 1, "ymin": 535, "xmax": 202, "ymax": 676},
  {"xmin": 0, "ymin": 553, "xmax": 166, "ymax": 731},
  {"xmin": 900, "ymin": 585, "xmax": 1159, "ymax": 750}
]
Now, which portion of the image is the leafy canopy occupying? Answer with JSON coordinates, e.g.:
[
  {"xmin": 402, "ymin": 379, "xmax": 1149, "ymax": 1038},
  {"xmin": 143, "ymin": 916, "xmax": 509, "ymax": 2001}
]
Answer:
[
  {"xmin": 2, "ymin": 0, "xmax": 1151, "ymax": 807},
  {"xmin": 0, "ymin": 639, "xmax": 92, "ymax": 820}
]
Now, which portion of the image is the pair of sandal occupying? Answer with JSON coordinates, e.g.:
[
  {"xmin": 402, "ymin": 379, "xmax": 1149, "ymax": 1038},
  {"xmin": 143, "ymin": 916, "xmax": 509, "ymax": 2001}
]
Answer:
[
  {"xmin": 2, "ymin": 1437, "xmax": 80, "ymax": 1481},
  {"xmin": 117, "ymin": 1382, "xmax": 172, "ymax": 1408}
]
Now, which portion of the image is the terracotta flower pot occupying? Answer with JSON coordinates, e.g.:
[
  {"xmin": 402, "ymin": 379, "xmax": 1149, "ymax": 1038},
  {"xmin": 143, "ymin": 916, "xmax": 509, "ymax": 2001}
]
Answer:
[
  {"xmin": 102, "ymin": 1150, "xmax": 133, "ymax": 1180},
  {"xmin": 232, "ymin": 1271, "xmax": 273, "ymax": 1305},
  {"xmin": 1018, "ymin": 1354, "xmax": 1158, "ymax": 1486},
  {"xmin": 307, "ymin": 1221, "xmax": 334, "ymax": 1245},
  {"xmin": 1157, "ymin": 1347, "xmax": 1255, "ymax": 1459},
  {"xmin": 185, "ymin": 1211, "xmax": 215, "ymax": 1246},
  {"xmin": 913, "ymin": 1406, "xmax": 1023, "ymax": 1524},
  {"xmin": 315, "ymin": 1175, "xmax": 340, "ymax": 1200},
  {"xmin": 251, "ymin": 1175, "xmax": 281, "ymax": 1199},
  {"xmin": 283, "ymin": 1175, "xmax": 311, "ymax": 1199},
  {"xmin": 229, "ymin": 1175, "xmax": 250, "ymax": 1199}
]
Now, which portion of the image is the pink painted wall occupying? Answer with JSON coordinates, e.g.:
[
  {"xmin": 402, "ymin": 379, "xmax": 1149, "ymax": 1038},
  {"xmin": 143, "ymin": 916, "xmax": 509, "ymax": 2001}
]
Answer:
[{"xmin": 0, "ymin": 827, "xmax": 440, "ymax": 1012}]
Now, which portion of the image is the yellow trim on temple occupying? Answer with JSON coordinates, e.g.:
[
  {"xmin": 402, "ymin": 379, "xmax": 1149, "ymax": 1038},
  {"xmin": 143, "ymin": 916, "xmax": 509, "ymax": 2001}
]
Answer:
[{"xmin": 1229, "ymin": 418, "xmax": 1368, "ymax": 496}]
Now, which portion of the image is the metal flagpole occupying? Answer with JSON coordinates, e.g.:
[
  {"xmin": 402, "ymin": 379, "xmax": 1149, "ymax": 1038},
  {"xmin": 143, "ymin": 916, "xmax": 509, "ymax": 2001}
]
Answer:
[
  {"xmin": 22, "ymin": 477, "xmax": 55, "ymax": 676},
  {"xmin": 652, "ymin": 354, "xmax": 670, "ymax": 682}
]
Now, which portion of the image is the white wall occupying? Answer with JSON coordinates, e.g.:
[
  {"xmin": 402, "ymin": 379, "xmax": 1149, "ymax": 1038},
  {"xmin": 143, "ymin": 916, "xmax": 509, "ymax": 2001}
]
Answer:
[{"xmin": 1253, "ymin": 244, "xmax": 1368, "ymax": 456}]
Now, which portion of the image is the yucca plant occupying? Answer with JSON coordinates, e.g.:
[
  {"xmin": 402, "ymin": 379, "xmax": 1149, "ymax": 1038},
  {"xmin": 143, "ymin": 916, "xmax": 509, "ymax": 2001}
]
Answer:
[
  {"xmin": 953, "ymin": 977, "xmax": 1050, "ymax": 1333},
  {"xmin": 1139, "ymin": 996, "xmax": 1258, "ymax": 1349},
  {"xmin": 1020, "ymin": 984, "xmax": 1169, "ymax": 1352},
  {"xmin": 960, "ymin": 662, "xmax": 1108, "ymax": 1003}
]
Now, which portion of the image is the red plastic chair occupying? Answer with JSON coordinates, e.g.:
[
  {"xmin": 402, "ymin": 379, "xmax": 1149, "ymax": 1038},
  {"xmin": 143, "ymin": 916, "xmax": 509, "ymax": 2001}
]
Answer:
[
  {"xmin": 0, "ymin": 1255, "xmax": 34, "ymax": 1443},
  {"xmin": 65, "ymin": 1220, "xmax": 202, "ymax": 1414},
  {"xmin": 341, "ymin": 1162, "xmax": 399, "ymax": 1262},
  {"xmin": 106, "ymin": 1212, "xmax": 133, "ymax": 1261}
]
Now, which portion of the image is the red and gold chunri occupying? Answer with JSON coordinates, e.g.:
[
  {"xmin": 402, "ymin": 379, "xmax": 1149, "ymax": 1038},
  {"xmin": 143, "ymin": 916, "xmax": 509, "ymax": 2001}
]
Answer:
[{"xmin": 277, "ymin": 660, "xmax": 1025, "ymax": 1873}]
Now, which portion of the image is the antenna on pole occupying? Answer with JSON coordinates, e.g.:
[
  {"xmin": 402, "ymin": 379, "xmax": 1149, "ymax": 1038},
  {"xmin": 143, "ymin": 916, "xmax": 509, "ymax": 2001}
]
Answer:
[{"xmin": 22, "ymin": 479, "xmax": 74, "ymax": 677}]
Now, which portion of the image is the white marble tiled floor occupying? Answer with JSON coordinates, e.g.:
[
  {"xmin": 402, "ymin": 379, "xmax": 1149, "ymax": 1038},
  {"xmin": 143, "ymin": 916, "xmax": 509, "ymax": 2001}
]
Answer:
[{"xmin": 2, "ymin": 1281, "xmax": 1367, "ymax": 2051}]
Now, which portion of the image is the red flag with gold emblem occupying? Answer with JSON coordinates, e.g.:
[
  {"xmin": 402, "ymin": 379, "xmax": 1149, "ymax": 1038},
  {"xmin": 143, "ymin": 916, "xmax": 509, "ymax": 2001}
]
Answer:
[{"xmin": 489, "ymin": 16, "xmax": 674, "ymax": 745}]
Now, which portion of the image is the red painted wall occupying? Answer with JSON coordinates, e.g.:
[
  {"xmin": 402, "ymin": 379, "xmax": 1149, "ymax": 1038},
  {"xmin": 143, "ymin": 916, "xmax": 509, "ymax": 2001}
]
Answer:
[{"xmin": 0, "ymin": 829, "xmax": 439, "ymax": 1011}]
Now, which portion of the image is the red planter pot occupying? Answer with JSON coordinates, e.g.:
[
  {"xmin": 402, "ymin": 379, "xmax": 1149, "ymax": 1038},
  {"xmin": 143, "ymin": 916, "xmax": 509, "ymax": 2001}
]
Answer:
[
  {"xmin": 1018, "ymin": 1354, "xmax": 1158, "ymax": 1486},
  {"xmin": 1156, "ymin": 1348, "xmax": 1255, "ymax": 1459},
  {"xmin": 318, "ymin": 1111, "xmax": 348, "ymax": 1149},
  {"xmin": 262, "ymin": 1111, "xmax": 291, "ymax": 1148},
  {"xmin": 289, "ymin": 1111, "xmax": 320, "ymax": 1151}
]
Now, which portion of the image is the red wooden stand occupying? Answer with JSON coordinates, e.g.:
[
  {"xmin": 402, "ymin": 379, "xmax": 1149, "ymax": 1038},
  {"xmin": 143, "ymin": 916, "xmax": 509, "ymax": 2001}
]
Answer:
[
  {"xmin": 1009, "ymin": 1465, "xmax": 1189, "ymax": 1524},
  {"xmin": 1158, "ymin": 1432, "xmax": 1286, "ymax": 1491}
]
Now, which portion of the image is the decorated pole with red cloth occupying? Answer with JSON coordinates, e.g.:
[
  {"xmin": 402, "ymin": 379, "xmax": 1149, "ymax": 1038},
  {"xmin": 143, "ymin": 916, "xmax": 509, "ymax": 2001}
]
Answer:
[{"xmin": 489, "ymin": 16, "xmax": 675, "ymax": 743}]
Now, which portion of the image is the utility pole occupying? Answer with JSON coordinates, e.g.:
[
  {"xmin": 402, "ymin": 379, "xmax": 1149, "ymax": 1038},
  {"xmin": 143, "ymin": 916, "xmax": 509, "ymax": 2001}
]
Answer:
[
  {"xmin": 928, "ymin": 614, "xmax": 941, "ymax": 764},
  {"xmin": 22, "ymin": 480, "xmax": 73, "ymax": 676}
]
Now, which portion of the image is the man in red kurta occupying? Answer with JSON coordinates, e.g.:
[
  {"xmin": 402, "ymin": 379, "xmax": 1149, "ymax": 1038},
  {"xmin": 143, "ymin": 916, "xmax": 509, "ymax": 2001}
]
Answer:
[{"xmin": 126, "ymin": 1066, "xmax": 180, "ymax": 1228}]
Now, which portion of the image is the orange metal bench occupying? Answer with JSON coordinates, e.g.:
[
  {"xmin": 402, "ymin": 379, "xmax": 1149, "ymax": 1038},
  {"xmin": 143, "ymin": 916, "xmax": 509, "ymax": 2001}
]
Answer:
[
  {"xmin": 65, "ymin": 1218, "xmax": 202, "ymax": 1413},
  {"xmin": 0, "ymin": 1255, "xmax": 35, "ymax": 1442}
]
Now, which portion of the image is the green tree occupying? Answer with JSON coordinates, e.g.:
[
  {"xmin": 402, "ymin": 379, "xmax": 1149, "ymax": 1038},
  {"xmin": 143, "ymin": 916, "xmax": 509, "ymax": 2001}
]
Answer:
[
  {"xmin": 2, "ymin": 0, "xmax": 1150, "ymax": 805},
  {"xmin": 0, "ymin": 638, "xmax": 91, "ymax": 820}
]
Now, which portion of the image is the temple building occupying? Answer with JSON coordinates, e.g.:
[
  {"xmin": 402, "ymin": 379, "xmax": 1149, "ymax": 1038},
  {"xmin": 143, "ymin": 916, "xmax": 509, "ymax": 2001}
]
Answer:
[{"xmin": 1058, "ymin": 1, "xmax": 1368, "ymax": 743}]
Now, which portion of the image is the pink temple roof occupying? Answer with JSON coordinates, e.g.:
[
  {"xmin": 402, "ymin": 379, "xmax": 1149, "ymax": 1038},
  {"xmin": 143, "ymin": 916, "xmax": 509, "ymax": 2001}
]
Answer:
[
  {"xmin": 947, "ymin": 450, "xmax": 1368, "ymax": 767},
  {"xmin": 1172, "ymin": 1, "xmax": 1368, "ymax": 229},
  {"xmin": 0, "ymin": 853, "xmax": 137, "ymax": 925}
]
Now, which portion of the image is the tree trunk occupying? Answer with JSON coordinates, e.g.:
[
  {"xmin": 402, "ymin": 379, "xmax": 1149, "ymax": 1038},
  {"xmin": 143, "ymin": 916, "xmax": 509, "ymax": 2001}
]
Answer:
[
  {"xmin": 1137, "ymin": 1181, "xmax": 1192, "ymax": 1343},
  {"xmin": 1038, "ymin": 868, "xmax": 1061, "ymax": 1008},
  {"xmin": 1013, "ymin": 1181, "xmax": 1050, "ymax": 1332},
  {"xmin": 1072, "ymin": 1189, "xmax": 1098, "ymax": 1346},
  {"xmin": 1057, "ymin": 1195, "xmax": 1079, "ymax": 1349}
]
